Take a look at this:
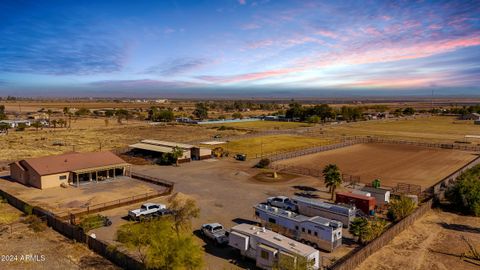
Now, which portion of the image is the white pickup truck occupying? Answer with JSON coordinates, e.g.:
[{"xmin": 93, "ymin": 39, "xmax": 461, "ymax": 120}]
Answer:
[
  {"xmin": 201, "ymin": 223, "xmax": 229, "ymax": 245},
  {"xmin": 267, "ymin": 196, "xmax": 298, "ymax": 211},
  {"xmin": 128, "ymin": 203, "xmax": 166, "ymax": 220}
]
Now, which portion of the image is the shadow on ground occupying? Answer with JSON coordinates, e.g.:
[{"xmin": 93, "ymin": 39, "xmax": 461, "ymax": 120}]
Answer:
[
  {"xmin": 438, "ymin": 222, "xmax": 480, "ymax": 234},
  {"xmin": 193, "ymin": 229, "xmax": 256, "ymax": 269}
]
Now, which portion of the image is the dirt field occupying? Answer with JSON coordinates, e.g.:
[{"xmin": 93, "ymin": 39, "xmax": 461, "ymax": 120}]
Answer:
[
  {"xmin": 357, "ymin": 209, "xmax": 480, "ymax": 270},
  {"xmin": 0, "ymin": 176, "xmax": 165, "ymax": 215},
  {"xmin": 0, "ymin": 202, "xmax": 117, "ymax": 270},
  {"xmin": 0, "ymin": 118, "xmax": 242, "ymax": 162},
  {"xmin": 223, "ymin": 134, "xmax": 335, "ymax": 157},
  {"xmin": 324, "ymin": 116, "xmax": 480, "ymax": 143},
  {"xmin": 275, "ymin": 143, "xmax": 478, "ymax": 189}
]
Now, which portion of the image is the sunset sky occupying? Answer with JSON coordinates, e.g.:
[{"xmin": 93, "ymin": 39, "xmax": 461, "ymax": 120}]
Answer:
[{"xmin": 0, "ymin": 0, "xmax": 479, "ymax": 97}]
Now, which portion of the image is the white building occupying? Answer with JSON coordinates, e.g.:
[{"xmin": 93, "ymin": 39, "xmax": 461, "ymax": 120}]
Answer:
[
  {"xmin": 292, "ymin": 197, "xmax": 356, "ymax": 228},
  {"xmin": 254, "ymin": 204, "xmax": 343, "ymax": 252},
  {"xmin": 229, "ymin": 224, "xmax": 320, "ymax": 270},
  {"xmin": 0, "ymin": 120, "xmax": 31, "ymax": 128},
  {"xmin": 360, "ymin": 186, "xmax": 391, "ymax": 206}
]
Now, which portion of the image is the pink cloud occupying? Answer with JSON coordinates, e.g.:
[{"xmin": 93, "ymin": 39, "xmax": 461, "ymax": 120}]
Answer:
[
  {"xmin": 241, "ymin": 23, "xmax": 261, "ymax": 30},
  {"xmin": 238, "ymin": 0, "xmax": 246, "ymax": 5},
  {"xmin": 315, "ymin": 30, "xmax": 338, "ymax": 39},
  {"xmin": 222, "ymin": 35, "xmax": 480, "ymax": 84}
]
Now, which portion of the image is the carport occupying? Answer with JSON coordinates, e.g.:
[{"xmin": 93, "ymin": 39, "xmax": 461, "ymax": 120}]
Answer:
[{"xmin": 71, "ymin": 164, "xmax": 131, "ymax": 187}]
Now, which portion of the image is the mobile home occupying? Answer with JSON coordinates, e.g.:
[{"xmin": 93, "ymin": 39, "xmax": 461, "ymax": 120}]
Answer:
[
  {"xmin": 229, "ymin": 224, "xmax": 320, "ymax": 270},
  {"xmin": 292, "ymin": 197, "xmax": 356, "ymax": 228},
  {"xmin": 254, "ymin": 204, "xmax": 342, "ymax": 252}
]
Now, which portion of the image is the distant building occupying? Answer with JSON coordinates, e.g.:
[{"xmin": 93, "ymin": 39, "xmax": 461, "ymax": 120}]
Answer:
[
  {"xmin": 460, "ymin": 113, "xmax": 480, "ymax": 120},
  {"xmin": 0, "ymin": 120, "xmax": 31, "ymax": 128},
  {"xmin": 9, "ymin": 152, "xmax": 130, "ymax": 189},
  {"xmin": 475, "ymin": 119, "xmax": 480, "ymax": 125},
  {"xmin": 154, "ymin": 99, "xmax": 168, "ymax": 103},
  {"xmin": 129, "ymin": 139, "xmax": 211, "ymax": 162}
]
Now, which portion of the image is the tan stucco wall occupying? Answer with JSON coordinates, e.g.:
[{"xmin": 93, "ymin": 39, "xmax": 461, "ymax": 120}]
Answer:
[
  {"xmin": 9, "ymin": 163, "xmax": 27, "ymax": 185},
  {"xmin": 40, "ymin": 172, "xmax": 69, "ymax": 189}
]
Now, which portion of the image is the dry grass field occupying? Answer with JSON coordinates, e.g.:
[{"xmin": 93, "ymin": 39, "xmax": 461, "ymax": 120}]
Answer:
[
  {"xmin": 0, "ymin": 202, "xmax": 117, "ymax": 270},
  {"xmin": 223, "ymin": 134, "xmax": 335, "ymax": 157},
  {"xmin": 357, "ymin": 209, "xmax": 480, "ymax": 270},
  {"xmin": 324, "ymin": 116, "xmax": 480, "ymax": 143},
  {"xmin": 208, "ymin": 120, "xmax": 313, "ymax": 131},
  {"xmin": 275, "ymin": 143, "xmax": 478, "ymax": 189},
  {"xmin": 0, "ymin": 118, "xmax": 242, "ymax": 162}
]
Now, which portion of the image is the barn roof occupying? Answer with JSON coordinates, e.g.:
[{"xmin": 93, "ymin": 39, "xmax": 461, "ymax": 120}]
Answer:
[{"xmin": 17, "ymin": 151, "xmax": 128, "ymax": 176}]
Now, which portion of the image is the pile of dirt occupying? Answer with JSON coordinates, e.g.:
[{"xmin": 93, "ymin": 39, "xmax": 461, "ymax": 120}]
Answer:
[{"xmin": 251, "ymin": 171, "xmax": 299, "ymax": 183}]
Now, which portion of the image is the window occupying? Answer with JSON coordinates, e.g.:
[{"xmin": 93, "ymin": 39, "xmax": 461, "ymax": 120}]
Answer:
[
  {"xmin": 295, "ymin": 225, "xmax": 299, "ymax": 230},
  {"xmin": 59, "ymin": 175, "xmax": 67, "ymax": 180},
  {"xmin": 260, "ymin": 250, "xmax": 269, "ymax": 260},
  {"xmin": 268, "ymin": 218, "xmax": 276, "ymax": 224},
  {"xmin": 308, "ymin": 229, "xmax": 311, "ymax": 234},
  {"xmin": 302, "ymin": 228, "xmax": 305, "ymax": 232},
  {"xmin": 314, "ymin": 232, "xmax": 318, "ymax": 237},
  {"xmin": 255, "ymin": 211, "xmax": 260, "ymax": 216}
]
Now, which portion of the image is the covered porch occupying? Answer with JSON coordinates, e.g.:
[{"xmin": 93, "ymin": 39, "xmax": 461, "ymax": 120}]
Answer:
[{"xmin": 70, "ymin": 164, "xmax": 131, "ymax": 187}]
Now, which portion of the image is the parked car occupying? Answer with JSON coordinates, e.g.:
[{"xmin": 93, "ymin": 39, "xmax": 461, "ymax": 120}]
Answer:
[
  {"xmin": 234, "ymin": 153, "xmax": 247, "ymax": 161},
  {"xmin": 267, "ymin": 196, "xmax": 297, "ymax": 211},
  {"xmin": 201, "ymin": 223, "xmax": 229, "ymax": 245},
  {"xmin": 128, "ymin": 203, "xmax": 166, "ymax": 220}
]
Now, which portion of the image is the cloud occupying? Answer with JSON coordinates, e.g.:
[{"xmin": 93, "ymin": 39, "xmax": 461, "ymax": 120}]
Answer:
[
  {"xmin": 90, "ymin": 79, "xmax": 198, "ymax": 89},
  {"xmin": 143, "ymin": 58, "xmax": 209, "ymax": 76},
  {"xmin": 241, "ymin": 23, "xmax": 261, "ymax": 30},
  {"xmin": 0, "ymin": 16, "xmax": 126, "ymax": 75},
  {"xmin": 238, "ymin": 0, "xmax": 246, "ymax": 5}
]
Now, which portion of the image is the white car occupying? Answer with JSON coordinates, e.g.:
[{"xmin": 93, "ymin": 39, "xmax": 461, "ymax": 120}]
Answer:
[
  {"xmin": 201, "ymin": 223, "xmax": 229, "ymax": 245},
  {"xmin": 266, "ymin": 196, "xmax": 297, "ymax": 211},
  {"xmin": 128, "ymin": 203, "xmax": 166, "ymax": 220}
]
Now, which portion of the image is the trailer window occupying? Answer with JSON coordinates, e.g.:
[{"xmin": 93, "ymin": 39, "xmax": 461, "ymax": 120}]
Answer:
[
  {"xmin": 302, "ymin": 228, "xmax": 305, "ymax": 232},
  {"xmin": 255, "ymin": 211, "xmax": 259, "ymax": 216},
  {"xmin": 268, "ymin": 218, "xmax": 276, "ymax": 224},
  {"xmin": 314, "ymin": 232, "xmax": 318, "ymax": 237},
  {"xmin": 260, "ymin": 250, "xmax": 269, "ymax": 260},
  {"xmin": 295, "ymin": 225, "xmax": 299, "ymax": 230},
  {"xmin": 308, "ymin": 229, "xmax": 311, "ymax": 234}
]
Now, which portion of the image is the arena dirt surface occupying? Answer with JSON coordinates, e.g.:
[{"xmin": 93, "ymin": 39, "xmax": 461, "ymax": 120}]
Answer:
[{"xmin": 275, "ymin": 143, "xmax": 478, "ymax": 189}]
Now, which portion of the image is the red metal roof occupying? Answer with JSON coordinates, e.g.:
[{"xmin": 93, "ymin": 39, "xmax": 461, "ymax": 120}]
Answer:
[{"xmin": 18, "ymin": 151, "xmax": 127, "ymax": 176}]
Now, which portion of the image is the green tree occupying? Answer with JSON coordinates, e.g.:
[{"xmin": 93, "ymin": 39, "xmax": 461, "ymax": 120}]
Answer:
[
  {"xmin": 322, "ymin": 164, "xmax": 342, "ymax": 200},
  {"xmin": 31, "ymin": 121, "xmax": 42, "ymax": 131},
  {"xmin": 446, "ymin": 165, "xmax": 480, "ymax": 216},
  {"xmin": 349, "ymin": 217, "xmax": 369, "ymax": 243},
  {"xmin": 349, "ymin": 217, "xmax": 387, "ymax": 244},
  {"xmin": 387, "ymin": 196, "xmax": 417, "ymax": 221},
  {"xmin": 168, "ymin": 193, "xmax": 200, "ymax": 237},
  {"xmin": 171, "ymin": 146, "xmax": 184, "ymax": 166},
  {"xmin": 193, "ymin": 103, "xmax": 208, "ymax": 120},
  {"xmin": 403, "ymin": 107, "xmax": 415, "ymax": 115},
  {"xmin": 75, "ymin": 107, "xmax": 90, "ymax": 116},
  {"xmin": 0, "ymin": 122, "xmax": 9, "ymax": 134},
  {"xmin": 0, "ymin": 105, "xmax": 6, "ymax": 120},
  {"xmin": 116, "ymin": 215, "xmax": 203, "ymax": 269},
  {"xmin": 232, "ymin": 112, "xmax": 243, "ymax": 119}
]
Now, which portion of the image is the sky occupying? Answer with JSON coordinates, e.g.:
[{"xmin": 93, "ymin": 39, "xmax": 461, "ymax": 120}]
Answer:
[{"xmin": 0, "ymin": 0, "xmax": 479, "ymax": 97}]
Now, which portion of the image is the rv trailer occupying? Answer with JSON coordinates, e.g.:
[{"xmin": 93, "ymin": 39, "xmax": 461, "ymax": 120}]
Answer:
[
  {"xmin": 292, "ymin": 197, "xmax": 356, "ymax": 228},
  {"xmin": 254, "ymin": 204, "xmax": 342, "ymax": 252},
  {"xmin": 229, "ymin": 224, "xmax": 320, "ymax": 270}
]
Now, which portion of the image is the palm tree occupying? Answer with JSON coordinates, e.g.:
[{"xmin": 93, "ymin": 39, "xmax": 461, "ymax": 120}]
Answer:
[{"xmin": 322, "ymin": 164, "xmax": 342, "ymax": 200}]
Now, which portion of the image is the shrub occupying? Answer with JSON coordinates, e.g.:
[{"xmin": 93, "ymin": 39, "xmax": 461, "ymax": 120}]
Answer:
[
  {"xmin": 23, "ymin": 204, "xmax": 33, "ymax": 216},
  {"xmin": 78, "ymin": 215, "xmax": 105, "ymax": 232},
  {"xmin": 255, "ymin": 158, "xmax": 271, "ymax": 168},
  {"xmin": 446, "ymin": 165, "xmax": 480, "ymax": 216},
  {"xmin": 349, "ymin": 217, "xmax": 388, "ymax": 244},
  {"xmin": 23, "ymin": 215, "xmax": 46, "ymax": 232},
  {"xmin": 387, "ymin": 196, "xmax": 417, "ymax": 222}
]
